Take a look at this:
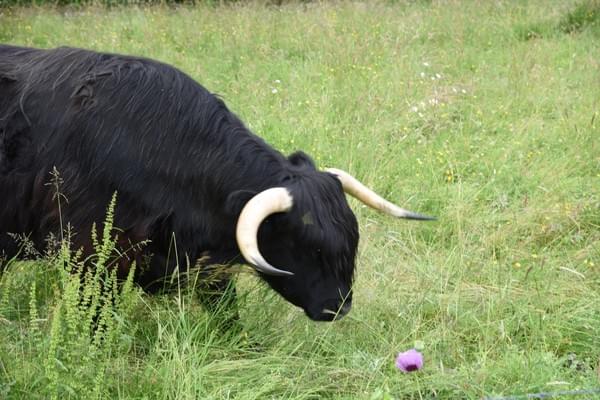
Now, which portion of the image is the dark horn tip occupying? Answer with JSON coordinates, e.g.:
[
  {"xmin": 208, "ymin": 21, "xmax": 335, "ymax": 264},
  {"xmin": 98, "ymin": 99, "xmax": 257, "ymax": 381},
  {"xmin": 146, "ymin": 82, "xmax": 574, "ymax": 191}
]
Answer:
[
  {"xmin": 249, "ymin": 258, "xmax": 295, "ymax": 276},
  {"xmin": 404, "ymin": 212, "xmax": 437, "ymax": 221}
]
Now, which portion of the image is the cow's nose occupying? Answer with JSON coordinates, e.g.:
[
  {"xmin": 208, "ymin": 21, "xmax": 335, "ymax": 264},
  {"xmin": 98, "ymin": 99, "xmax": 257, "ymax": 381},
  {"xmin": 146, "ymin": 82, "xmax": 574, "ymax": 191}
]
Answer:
[
  {"xmin": 339, "ymin": 301, "xmax": 352, "ymax": 316},
  {"xmin": 321, "ymin": 299, "xmax": 352, "ymax": 320}
]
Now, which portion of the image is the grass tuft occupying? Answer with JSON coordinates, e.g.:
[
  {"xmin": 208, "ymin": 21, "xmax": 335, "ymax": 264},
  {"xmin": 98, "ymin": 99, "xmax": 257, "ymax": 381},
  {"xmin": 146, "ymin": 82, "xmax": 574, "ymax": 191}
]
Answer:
[
  {"xmin": 516, "ymin": 0, "xmax": 600, "ymax": 40},
  {"xmin": 559, "ymin": 0, "xmax": 600, "ymax": 34}
]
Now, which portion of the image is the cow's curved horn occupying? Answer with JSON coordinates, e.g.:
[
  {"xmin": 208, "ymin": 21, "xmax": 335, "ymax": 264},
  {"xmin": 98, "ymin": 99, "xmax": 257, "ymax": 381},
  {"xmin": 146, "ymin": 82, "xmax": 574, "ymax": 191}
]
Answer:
[
  {"xmin": 236, "ymin": 187, "xmax": 295, "ymax": 276},
  {"xmin": 325, "ymin": 168, "xmax": 435, "ymax": 220}
]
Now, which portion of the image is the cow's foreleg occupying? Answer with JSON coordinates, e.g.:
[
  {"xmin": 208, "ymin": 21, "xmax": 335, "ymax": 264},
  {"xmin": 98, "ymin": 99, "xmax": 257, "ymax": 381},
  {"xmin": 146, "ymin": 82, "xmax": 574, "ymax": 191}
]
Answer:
[{"xmin": 197, "ymin": 274, "xmax": 241, "ymax": 331}]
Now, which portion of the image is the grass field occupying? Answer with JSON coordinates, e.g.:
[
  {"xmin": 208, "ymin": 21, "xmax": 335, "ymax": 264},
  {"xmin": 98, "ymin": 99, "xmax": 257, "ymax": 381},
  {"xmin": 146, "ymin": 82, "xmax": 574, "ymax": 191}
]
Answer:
[{"xmin": 1, "ymin": 1, "xmax": 599, "ymax": 399}]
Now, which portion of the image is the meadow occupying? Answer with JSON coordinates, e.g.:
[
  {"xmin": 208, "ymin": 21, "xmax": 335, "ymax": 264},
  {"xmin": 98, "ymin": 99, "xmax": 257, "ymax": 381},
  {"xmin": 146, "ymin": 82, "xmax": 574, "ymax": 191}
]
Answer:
[{"xmin": 0, "ymin": 1, "xmax": 599, "ymax": 398}]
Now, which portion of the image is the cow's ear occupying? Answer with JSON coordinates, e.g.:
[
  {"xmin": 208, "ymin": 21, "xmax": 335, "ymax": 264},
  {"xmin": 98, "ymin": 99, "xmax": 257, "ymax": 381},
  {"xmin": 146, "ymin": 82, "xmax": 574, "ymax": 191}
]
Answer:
[
  {"xmin": 225, "ymin": 189, "xmax": 257, "ymax": 216},
  {"xmin": 288, "ymin": 151, "xmax": 316, "ymax": 169}
]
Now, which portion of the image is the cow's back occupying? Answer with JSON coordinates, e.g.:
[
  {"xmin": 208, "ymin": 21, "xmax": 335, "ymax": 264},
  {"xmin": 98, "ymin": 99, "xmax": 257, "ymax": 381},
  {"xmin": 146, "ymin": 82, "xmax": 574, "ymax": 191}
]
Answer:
[{"xmin": 0, "ymin": 45, "xmax": 246, "ymax": 265}]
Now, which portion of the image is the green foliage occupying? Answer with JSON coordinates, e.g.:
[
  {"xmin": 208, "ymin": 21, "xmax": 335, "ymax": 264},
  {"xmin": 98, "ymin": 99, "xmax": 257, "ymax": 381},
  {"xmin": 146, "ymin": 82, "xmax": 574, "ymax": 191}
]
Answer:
[
  {"xmin": 559, "ymin": 0, "xmax": 600, "ymax": 33},
  {"xmin": 516, "ymin": 0, "xmax": 600, "ymax": 40},
  {"xmin": 1, "ymin": 194, "xmax": 141, "ymax": 399},
  {"xmin": 0, "ymin": 1, "xmax": 599, "ymax": 399},
  {"xmin": 0, "ymin": 0, "xmax": 236, "ymax": 7}
]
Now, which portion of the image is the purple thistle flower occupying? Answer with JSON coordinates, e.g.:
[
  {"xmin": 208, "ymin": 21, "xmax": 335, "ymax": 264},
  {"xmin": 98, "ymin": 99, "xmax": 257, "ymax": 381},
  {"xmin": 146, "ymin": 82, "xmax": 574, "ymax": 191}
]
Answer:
[{"xmin": 395, "ymin": 349, "xmax": 423, "ymax": 372}]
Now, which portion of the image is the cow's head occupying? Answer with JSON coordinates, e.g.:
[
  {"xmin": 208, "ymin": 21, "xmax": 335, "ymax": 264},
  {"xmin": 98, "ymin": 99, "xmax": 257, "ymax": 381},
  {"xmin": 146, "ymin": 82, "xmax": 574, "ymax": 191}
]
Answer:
[{"xmin": 233, "ymin": 152, "xmax": 434, "ymax": 321}]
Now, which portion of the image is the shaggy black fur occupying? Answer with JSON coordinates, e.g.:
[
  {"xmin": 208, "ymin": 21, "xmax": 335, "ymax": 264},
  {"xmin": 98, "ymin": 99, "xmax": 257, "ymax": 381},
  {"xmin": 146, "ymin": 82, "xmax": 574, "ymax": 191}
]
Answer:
[{"xmin": 0, "ymin": 45, "xmax": 358, "ymax": 321}]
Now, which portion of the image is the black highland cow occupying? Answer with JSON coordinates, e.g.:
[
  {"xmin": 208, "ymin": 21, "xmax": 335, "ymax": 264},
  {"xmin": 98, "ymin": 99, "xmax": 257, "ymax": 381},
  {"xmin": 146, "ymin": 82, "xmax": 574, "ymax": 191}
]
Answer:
[{"xmin": 0, "ymin": 45, "xmax": 432, "ymax": 321}]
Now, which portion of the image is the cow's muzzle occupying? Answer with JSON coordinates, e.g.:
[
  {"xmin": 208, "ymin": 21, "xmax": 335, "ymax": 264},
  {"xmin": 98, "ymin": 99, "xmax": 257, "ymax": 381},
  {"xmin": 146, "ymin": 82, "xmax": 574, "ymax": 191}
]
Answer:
[{"xmin": 308, "ymin": 300, "xmax": 352, "ymax": 322}]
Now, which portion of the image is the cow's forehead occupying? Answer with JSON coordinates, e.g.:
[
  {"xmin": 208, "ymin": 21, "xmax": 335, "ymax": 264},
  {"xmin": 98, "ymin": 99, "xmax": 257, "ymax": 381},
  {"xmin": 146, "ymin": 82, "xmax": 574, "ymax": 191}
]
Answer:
[{"xmin": 285, "ymin": 178, "xmax": 358, "ymax": 254}]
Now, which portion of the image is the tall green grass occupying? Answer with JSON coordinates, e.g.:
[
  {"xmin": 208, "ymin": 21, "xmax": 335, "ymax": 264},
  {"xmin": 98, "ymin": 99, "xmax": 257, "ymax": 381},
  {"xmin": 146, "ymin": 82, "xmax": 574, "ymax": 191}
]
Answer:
[{"xmin": 1, "ymin": 1, "xmax": 599, "ymax": 398}]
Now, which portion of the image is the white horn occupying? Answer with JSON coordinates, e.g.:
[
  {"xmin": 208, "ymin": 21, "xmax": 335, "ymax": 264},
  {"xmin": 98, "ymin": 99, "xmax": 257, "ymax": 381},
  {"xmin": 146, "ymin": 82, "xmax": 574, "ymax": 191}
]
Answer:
[
  {"xmin": 235, "ymin": 187, "xmax": 295, "ymax": 276},
  {"xmin": 325, "ymin": 168, "xmax": 435, "ymax": 220}
]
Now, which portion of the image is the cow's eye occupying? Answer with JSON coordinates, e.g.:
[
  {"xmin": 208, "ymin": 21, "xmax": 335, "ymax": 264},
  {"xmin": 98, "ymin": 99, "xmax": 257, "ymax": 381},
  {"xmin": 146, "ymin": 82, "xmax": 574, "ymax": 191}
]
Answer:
[{"xmin": 301, "ymin": 212, "xmax": 314, "ymax": 225}]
